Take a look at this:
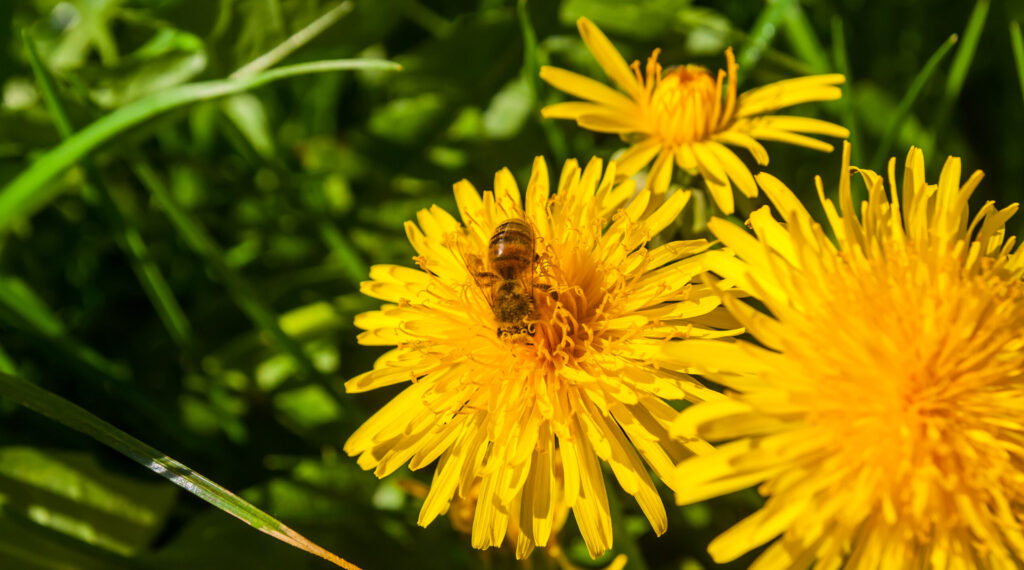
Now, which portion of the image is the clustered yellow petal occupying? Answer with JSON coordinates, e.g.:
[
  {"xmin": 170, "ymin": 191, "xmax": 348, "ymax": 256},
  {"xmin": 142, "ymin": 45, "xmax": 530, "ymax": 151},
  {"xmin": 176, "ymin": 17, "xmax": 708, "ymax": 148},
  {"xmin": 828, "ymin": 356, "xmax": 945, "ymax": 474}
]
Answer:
[
  {"xmin": 344, "ymin": 156, "xmax": 741, "ymax": 558},
  {"xmin": 672, "ymin": 142, "xmax": 1024, "ymax": 568},
  {"xmin": 540, "ymin": 17, "xmax": 849, "ymax": 214}
]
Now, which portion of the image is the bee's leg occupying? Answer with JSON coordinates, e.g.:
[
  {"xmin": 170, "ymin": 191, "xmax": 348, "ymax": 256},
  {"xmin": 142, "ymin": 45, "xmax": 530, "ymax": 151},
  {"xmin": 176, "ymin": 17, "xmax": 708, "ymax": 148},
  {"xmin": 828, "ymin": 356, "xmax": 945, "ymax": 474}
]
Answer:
[{"xmin": 536, "ymin": 283, "xmax": 558, "ymax": 301}]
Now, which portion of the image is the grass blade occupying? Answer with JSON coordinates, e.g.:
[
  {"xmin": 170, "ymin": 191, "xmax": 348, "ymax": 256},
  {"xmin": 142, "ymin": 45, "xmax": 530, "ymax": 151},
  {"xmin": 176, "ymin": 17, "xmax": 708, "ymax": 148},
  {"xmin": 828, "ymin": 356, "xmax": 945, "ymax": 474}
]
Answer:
[
  {"xmin": 783, "ymin": 1, "xmax": 830, "ymax": 74},
  {"xmin": 737, "ymin": 0, "xmax": 793, "ymax": 80},
  {"xmin": 0, "ymin": 372, "xmax": 360, "ymax": 569},
  {"xmin": 831, "ymin": 17, "xmax": 863, "ymax": 168},
  {"xmin": 870, "ymin": 34, "xmax": 958, "ymax": 169},
  {"xmin": 129, "ymin": 158, "xmax": 325, "ymax": 384},
  {"xmin": 24, "ymin": 32, "xmax": 195, "ymax": 352},
  {"xmin": 0, "ymin": 58, "xmax": 401, "ymax": 231},
  {"xmin": 1012, "ymin": 21, "xmax": 1024, "ymax": 104},
  {"xmin": 231, "ymin": 1, "xmax": 354, "ymax": 79},
  {"xmin": 518, "ymin": 0, "xmax": 568, "ymax": 163},
  {"xmin": 928, "ymin": 0, "xmax": 989, "ymax": 149}
]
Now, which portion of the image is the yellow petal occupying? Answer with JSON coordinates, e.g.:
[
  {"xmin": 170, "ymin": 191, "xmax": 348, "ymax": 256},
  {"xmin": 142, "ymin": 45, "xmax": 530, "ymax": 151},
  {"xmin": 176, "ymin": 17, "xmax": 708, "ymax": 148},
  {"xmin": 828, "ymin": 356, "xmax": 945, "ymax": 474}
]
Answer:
[
  {"xmin": 539, "ymin": 65, "xmax": 636, "ymax": 110},
  {"xmin": 576, "ymin": 17, "xmax": 645, "ymax": 100},
  {"xmin": 614, "ymin": 138, "xmax": 662, "ymax": 178}
]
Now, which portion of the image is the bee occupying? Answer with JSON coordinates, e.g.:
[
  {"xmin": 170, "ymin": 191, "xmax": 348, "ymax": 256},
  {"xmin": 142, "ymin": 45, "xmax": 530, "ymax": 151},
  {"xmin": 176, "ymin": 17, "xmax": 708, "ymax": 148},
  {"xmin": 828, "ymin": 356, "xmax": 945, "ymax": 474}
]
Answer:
[{"xmin": 465, "ymin": 218, "xmax": 542, "ymax": 340}]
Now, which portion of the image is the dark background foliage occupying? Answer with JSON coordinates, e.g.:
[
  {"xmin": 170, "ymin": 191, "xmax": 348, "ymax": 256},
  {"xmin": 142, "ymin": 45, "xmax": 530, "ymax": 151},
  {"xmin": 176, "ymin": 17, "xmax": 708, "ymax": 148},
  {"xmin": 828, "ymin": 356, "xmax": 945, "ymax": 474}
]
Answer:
[{"xmin": 0, "ymin": 0, "xmax": 1020, "ymax": 568}]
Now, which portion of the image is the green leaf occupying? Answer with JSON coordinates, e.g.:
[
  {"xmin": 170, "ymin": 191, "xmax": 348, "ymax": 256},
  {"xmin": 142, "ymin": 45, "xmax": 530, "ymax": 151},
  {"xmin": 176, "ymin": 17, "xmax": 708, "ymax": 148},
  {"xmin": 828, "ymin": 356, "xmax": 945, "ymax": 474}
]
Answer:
[
  {"xmin": 737, "ymin": 0, "xmax": 793, "ymax": 79},
  {"xmin": 0, "ymin": 58, "xmax": 401, "ymax": 232},
  {"xmin": 0, "ymin": 372, "xmax": 361, "ymax": 570},
  {"xmin": 86, "ymin": 28, "xmax": 208, "ymax": 108},
  {"xmin": 220, "ymin": 93, "xmax": 275, "ymax": 158},
  {"xmin": 482, "ymin": 76, "xmax": 532, "ymax": 139},
  {"xmin": 0, "ymin": 446, "xmax": 176, "ymax": 555}
]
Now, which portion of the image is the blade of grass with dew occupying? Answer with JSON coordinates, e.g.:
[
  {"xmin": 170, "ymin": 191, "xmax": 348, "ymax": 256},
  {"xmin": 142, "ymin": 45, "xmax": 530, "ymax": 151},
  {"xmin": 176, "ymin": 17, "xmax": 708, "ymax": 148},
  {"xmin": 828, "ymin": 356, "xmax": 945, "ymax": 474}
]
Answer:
[
  {"xmin": 0, "ymin": 372, "xmax": 361, "ymax": 570},
  {"xmin": 737, "ymin": 0, "xmax": 794, "ymax": 82},
  {"xmin": 24, "ymin": 32, "xmax": 194, "ymax": 354},
  {"xmin": 0, "ymin": 58, "xmax": 400, "ymax": 232},
  {"xmin": 518, "ymin": 0, "xmax": 567, "ymax": 163},
  {"xmin": 782, "ymin": 1, "xmax": 830, "ymax": 74},
  {"xmin": 129, "ymin": 158, "xmax": 328, "ymax": 387},
  {"xmin": 1011, "ymin": 22, "xmax": 1024, "ymax": 104},
  {"xmin": 830, "ymin": 17, "xmax": 863, "ymax": 168},
  {"xmin": 929, "ymin": 0, "xmax": 989, "ymax": 150},
  {"xmin": 871, "ymin": 34, "xmax": 958, "ymax": 169}
]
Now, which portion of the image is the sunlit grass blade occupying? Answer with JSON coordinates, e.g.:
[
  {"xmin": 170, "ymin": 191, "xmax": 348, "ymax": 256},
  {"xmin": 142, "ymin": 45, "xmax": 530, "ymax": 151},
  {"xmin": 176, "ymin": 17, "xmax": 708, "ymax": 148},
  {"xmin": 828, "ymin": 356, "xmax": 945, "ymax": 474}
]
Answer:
[
  {"xmin": 24, "ymin": 32, "xmax": 194, "ymax": 353},
  {"xmin": 929, "ymin": 0, "xmax": 989, "ymax": 149},
  {"xmin": 783, "ymin": 1, "xmax": 830, "ymax": 74},
  {"xmin": 129, "ymin": 158, "xmax": 326, "ymax": 386},
  {"xmin": 518, "ymin": 0, "xmax": 567, "ymax": 162},
  {"xmin": 231, "ymin": 1, "xmax": 354, "ymax": 78},
  {"xmin": 0, "ymin": 58, "xmax": 401, "ymax": 232},
  {"xmin": 737, "ymin": 0, "xmax": 793, "ymax": 81},
  {"xmin": 831, "ymin": 17, "xmax": 863, "ymax": 168},
  {"xmin": 1012, "ymin": 21, "xmax": 1024, "ymax": 104},
  {"xmin": 871, "ymin": 34, "xmax": 958, "ymax": 169},
  {"xmin": 0, "ymin": 372, "xmax": 360, "ymax": 570}
]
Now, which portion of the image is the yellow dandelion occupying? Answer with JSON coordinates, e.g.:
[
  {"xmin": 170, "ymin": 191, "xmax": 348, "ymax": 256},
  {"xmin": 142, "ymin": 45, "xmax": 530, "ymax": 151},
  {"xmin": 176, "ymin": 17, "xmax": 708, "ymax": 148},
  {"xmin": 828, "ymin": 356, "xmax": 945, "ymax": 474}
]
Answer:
[
  {"xmin": 672, "ymin": 141, "xmax": 1024, "ymax": 568},
  {"xmin": 540, "ymin": 17, "xmax": 849, "ymax": 214},
  {"xmin": 401, "ymin": 465, "xmax": 629, "ymax": 570},
  {"xmin": 344, "ymin": 156, "xmax": 740, "ymax": 558}
]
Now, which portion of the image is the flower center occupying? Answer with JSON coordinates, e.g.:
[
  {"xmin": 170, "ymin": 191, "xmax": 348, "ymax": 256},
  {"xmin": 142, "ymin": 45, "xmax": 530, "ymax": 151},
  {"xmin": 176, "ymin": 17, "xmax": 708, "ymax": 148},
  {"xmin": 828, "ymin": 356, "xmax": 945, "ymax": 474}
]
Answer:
[{"xmin": 648, "ymin": 66, "xmax": 718, "ymax": 146}]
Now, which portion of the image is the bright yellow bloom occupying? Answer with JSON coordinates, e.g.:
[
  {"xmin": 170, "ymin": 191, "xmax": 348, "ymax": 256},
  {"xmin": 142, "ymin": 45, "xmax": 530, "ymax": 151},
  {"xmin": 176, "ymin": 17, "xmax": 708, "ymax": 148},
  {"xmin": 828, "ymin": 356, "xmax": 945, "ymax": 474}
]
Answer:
[
  {"xmin": 673, "ymin": 142, "xmax": 1024, "ymax": 568},
  {"xmin": 344, "ymin": 156, "xmax": 740, "ymax": 558},
  {"xmin": 401, "ymin": 467, "xmax": 628, "ymax": 569},
  {"xmin": 540, "ymin": 17, "xmax": 849, "ymax": 215}
]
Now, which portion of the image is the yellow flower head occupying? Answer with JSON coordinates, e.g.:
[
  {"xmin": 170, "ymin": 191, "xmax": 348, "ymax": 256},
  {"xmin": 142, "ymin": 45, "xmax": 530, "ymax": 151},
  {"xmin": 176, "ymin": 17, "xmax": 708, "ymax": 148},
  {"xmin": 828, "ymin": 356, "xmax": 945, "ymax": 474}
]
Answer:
[
  {"xmin": 344, "ymin": 156, "xmax": 740, "ymax": 558},
  {"xmin": 540, "ymin": 17, "xmax": 849, "ymax": 215},
  {"xmin": 673, "ymin": 142, "xmax": 1024, "ymax": 568}
]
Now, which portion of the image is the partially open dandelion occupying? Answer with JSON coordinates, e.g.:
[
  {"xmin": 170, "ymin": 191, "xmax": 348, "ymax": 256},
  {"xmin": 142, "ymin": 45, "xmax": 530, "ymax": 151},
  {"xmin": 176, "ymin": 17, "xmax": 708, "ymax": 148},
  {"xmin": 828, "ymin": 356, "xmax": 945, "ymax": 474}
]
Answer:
[
  {"xmin": 672, "ymin": 142, "xmax": 1024, "ymax": 568},
  {"xmin": 344, "ymin": 156, "xmax": 741, "ymax": 558},
  {"xmin": 540, "ymin": 17, "xmax": 849, "ymax": 214}
]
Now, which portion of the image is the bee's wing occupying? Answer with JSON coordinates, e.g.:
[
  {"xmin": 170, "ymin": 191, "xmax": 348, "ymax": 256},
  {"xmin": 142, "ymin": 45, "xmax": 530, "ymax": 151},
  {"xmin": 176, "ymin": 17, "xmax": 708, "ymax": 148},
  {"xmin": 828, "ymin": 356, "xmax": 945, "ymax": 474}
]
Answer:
[{"xmin": 453, "ymin": 229, "xmax": 496, "ymax": 306}]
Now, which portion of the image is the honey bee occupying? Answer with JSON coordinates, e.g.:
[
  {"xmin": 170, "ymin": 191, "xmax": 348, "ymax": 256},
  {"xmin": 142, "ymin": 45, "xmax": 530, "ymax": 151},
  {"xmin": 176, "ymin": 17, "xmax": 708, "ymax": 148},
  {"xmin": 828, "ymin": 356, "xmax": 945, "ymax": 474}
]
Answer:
[{"xmin": 465, "ymin": 218, "xmax": 542, "ymax": 340}]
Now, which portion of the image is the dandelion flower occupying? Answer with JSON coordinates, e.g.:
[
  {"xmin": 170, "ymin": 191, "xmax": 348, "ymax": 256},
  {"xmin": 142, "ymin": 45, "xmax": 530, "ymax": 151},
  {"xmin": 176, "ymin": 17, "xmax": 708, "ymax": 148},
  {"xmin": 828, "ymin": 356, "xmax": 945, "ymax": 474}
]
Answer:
[
  {"xmin": 540, "ymin": 17, "xmax": 849, "ymax": 214},
  {"xmin": 344, "ymin": 156, "xmax": 741, "ymax": 558},
  {"xmin": 672, "ymin": 142, "xmax": 1024, "ymax": 568}
]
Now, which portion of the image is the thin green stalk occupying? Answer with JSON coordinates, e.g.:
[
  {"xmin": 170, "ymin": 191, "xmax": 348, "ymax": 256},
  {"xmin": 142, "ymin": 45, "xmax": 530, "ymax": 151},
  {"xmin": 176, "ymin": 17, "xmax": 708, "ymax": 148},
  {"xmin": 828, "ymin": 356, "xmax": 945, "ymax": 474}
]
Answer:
[
  {"xmin": 831, "ymin": 17, "xmax": 863, "ymax": 168},
  {"xmin": 24, "ymin": 32, "xmax": 194, "ymax": 352},
  {"xmin": 518, "ymin": 0, "xmax": 568, "ymax": 163},
  {"xmin": 871, "ymin": 34, "xmax": 958, "ymax": 169},
  {"xmin": 0, "ymin": 58, "xmax": 401, "ymax": 231},
  {"xmin": 783, "ymin": 1, "xmax": 830, "ymax": 74},
  {"xmin": 1011, "ymin": 22, "xmax": 1024, "ymax": 104},
  {"xmin": 0, "ymin": 372, "xmax": 359, "ymax": 570},
  {"xmin": 929, "ymin": 0, "xmax": 989, "ymax": 150},
  {"xmin": 231, "ymin": 1, "xmax": 354, "ymax": 79},
  {"xmin": 129, "ymin": 158, "xmax": 321, "ymax": 383},
  {"xmin": 737, "ymin": 0, "xmax": 794, "ymax": 82}
]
